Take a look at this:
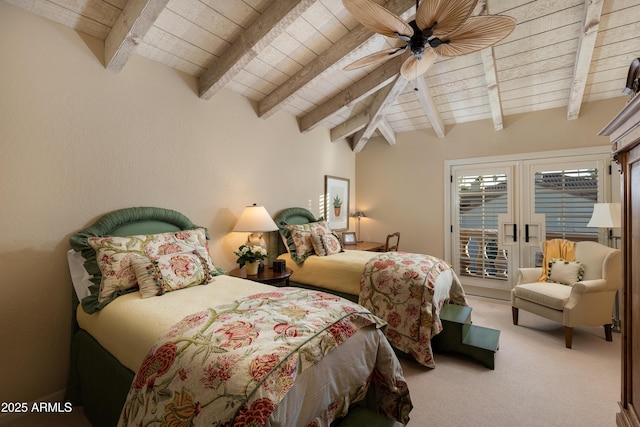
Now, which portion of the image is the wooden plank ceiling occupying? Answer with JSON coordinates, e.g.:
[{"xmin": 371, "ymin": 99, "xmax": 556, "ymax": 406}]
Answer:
[{"xmin": 7, "ymin": 0, "xmax": 638, "ymax": 152}]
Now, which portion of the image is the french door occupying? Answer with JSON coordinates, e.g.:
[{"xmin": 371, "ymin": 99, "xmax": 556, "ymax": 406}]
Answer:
[
  {"xmin": 453, "ymin": 163, "xmax": 515, "ymax": 292},
  {"xmin": 448, "ymin": 150, "xmax": 611, "ymax": 292}
]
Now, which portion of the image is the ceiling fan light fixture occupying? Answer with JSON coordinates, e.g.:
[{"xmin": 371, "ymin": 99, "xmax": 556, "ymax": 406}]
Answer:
[
  {"xmin": 400, "ymin": 49, "xmax": 437, "ymax": 80},
  {"xmin": 342, "ymin": 0, "xmax": 516, "ymax": 80}
]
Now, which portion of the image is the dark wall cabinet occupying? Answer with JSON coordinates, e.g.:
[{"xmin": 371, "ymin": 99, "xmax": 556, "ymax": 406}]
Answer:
[{"xmin": 601, "ymin": 94, "xmax": 640, "ymax": 427}]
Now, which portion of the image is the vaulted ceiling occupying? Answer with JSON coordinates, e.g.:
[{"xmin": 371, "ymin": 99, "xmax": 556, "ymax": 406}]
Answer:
[{"xmin": 7, "ymin": 0, "xmax": 638, "ymax": 152}]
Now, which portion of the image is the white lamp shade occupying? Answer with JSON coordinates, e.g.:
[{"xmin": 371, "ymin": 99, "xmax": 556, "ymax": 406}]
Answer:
[
  {"xmin": 587, "ymin": 203, "xmax": 621, "ymax": 228},
  {"xmin": 233, "ymin": 205, "xmax": 278, "ymax": 232}
]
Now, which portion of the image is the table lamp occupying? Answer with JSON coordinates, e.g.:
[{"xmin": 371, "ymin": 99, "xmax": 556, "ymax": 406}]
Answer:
[
  {"xmin": 353, "ymin": 211, "xmax": 366, "ymax": 242},
  {"xmin": 233, "ymin": 204, "xmax": 279, "ymax": 249}
]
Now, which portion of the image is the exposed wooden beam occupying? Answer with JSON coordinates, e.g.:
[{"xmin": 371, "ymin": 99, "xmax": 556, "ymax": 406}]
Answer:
[
  {"xmin": 414, "ymin": 77, "xmax": 445, "ymax": 137},
  {"xmin": 352, "ymin": 75, "xmax": 408, "ymax": 153},
  {"xmin": 330, "ymin": 111, "xmax": 369, "ymax": 142},
  {"xmin": 259, "ymin": 0, "xmax": 416, "ymax": 119},
  {"xmin": 198, "ymin": 0, "xmax": 315, "ymax": 100},
  {"xmin": 567, "ymin": 0, "xmax": 604, "ymax": 120},
  {"xmin": 377, "ymin": 118, "xmax": 397, "ymax": 145},
  {"xmin": 480, "ymin": 47, "xmax": 504, "ymax": 130},
  {"xmin": 105, "ymin": 0, "xmax": 169, "ymax": 72},
  {"xmin": 477, "ymin": 0, "xmax": 505, "ymax": 131},
  {"xmin": 299, "ymin": 56, "xmax": 405, "ymax": 132}
]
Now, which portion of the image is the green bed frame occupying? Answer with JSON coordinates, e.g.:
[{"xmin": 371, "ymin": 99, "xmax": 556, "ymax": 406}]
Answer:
[{"xmin": 65, "ymin": 207, "xmax": 206, "ymax": 427}]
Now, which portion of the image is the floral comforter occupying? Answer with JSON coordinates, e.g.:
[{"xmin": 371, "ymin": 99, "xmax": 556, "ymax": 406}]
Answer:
[
  {"xmin": 359, "ymin": 252, "xmax": 468, "ymax": 368},
  {"xmin": 118, "ymin": 287, "xmax": 412, "ymax": 426}
]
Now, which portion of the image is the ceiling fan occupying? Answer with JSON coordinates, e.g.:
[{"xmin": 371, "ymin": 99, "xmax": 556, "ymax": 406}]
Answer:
[{"xmin": 342, "ymin": 0, "xmax": 516, "ymax": 80}]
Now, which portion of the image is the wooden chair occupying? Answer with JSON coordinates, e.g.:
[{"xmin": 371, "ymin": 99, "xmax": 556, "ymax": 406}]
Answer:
[{"xmin": 384, "ymin": 232, "xmax": 400, "ymax": 251}]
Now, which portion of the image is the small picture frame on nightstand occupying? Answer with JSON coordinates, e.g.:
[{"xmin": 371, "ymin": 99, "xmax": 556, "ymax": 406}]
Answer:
[{"xmin": 342, "ymin": 232, "xmax": 356, "ymax": 245}]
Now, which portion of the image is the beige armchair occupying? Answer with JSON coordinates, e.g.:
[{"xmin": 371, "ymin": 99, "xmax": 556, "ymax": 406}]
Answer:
[{"xmin": 511, "ymin": 241, "xmax": 621, "ymax": 348}]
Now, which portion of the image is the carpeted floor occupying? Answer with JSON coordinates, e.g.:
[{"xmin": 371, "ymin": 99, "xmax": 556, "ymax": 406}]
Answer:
[
  {"xmin": 401, "ymin": 295, "xmax": 620, "ymax": 427},
  {"xmin": 2, "ymin": 295, "xmax": 619, "ymax": 427}
]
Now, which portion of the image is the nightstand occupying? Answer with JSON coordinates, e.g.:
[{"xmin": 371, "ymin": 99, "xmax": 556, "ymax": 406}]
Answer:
[
  {"xmin": 343, "ymin": 241, "xmax": 385, "ymax": 251},
  {"xmin": 228, "ymin": 266, "xmax": 293, "ymax": 286}
]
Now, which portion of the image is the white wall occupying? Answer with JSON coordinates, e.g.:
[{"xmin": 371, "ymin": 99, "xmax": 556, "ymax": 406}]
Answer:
[{"xmin": 0, "ymin": 1, "xmax": 355, "ymax": 405}]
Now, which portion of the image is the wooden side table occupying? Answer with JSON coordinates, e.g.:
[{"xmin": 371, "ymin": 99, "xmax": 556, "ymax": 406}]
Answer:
[
  {"xmin": 228, "ymin": 266, "xmax": 293, "ymax": 286},
  {"xmin": 343, "ymin": 241, "xmax": 385, "ymax": 252}
]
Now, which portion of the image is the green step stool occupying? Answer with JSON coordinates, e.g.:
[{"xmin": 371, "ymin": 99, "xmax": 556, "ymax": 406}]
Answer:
[{"xmin": 432, "ymin": 303, "xmax": 500, "ymax": 369}]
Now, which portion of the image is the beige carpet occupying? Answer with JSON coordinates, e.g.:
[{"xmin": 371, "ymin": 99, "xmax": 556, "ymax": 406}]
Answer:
[
  {"xmin": 400, "ymin": 295, "xmax": 620, "ymax": 427},
  {"xmin": 3, "ymin": 296, "xmax": 619, "ymax": 427}
]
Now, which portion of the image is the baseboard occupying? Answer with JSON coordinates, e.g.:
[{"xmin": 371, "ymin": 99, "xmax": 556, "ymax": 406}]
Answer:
[
  {"xmin": 463, "ymin": 284, "xmax": 510, "ymax": 301},
  {"xmin": 0, "ymin": 389, "xmax": 66, "ymax": 425}
]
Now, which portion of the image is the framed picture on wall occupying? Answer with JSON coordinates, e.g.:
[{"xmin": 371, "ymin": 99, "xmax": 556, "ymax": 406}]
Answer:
[{"xmin": 325, "ymin": 175, "xmax": 350, "ymax": 230}]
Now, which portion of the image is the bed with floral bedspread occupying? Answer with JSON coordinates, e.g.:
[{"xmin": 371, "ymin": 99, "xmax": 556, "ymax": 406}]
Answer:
[
  {"xmin": 359, "ymin": 252, "xmax": 468, "ymax": 368},
  {"xmin": 67, "ymin": 207, "xmax": 413, "ymax": 427},
  {"xmin": 118, "ymin": 287, "xmax": 412, "ymax": 427}
]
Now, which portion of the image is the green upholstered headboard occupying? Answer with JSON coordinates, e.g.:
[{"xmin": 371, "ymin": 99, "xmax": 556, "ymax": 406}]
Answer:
[
  {"xmin": 70, "ymin": 206, "xmax": 207, "ymax": 314},
  {"xmin": 268, "ymin": 207, "xmax": 320, "ymax": 262}
]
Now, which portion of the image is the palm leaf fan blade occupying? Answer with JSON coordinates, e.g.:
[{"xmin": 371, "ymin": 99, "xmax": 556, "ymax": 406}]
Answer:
[
  {"xmin": 342, "ymin": 0, "xmax": 413, "ymax": 38},
  {"xmin": 344, "ymin": 47, "xmax": 407, "ymax": 71},
  {"xmin": 416, "ymin": 0, "xmax": 478, "ymax": 37},
  {"xmin": 400, "ymin": 49, "xmax": 437, "ymax": 80},
  {"xmin": 435, "ymin": 16, "xmax": 516, "ymax": 57}
]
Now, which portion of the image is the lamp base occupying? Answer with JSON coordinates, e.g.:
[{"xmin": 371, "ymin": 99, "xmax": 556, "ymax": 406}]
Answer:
[
  {"xmin": 246, "ymin": 232, "xmax": 266, "ymax": 249},
  {"xmin": 245, "ymin": 233, "xmax": 267, "ymax": 271}
]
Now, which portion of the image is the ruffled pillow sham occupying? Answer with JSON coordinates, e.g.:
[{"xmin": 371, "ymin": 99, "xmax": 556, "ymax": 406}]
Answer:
[
  {"xmin": 283, "ymin": 220, "xmax": 335, "ymax": 263},
  {"xmin": 88, "ymin": 228, "xmax": 219, "ymax": 303},
  {"xmin": 310, "ymin": 232, "xmax": 342, "ymax": 256}
]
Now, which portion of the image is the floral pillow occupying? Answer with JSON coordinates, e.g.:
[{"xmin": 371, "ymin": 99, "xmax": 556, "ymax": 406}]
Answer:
[
  {"xmin": 284, "ymin": 221, "xmax": 334, "ymax": 263},
  {"xmin": 132, "ymin": 251, "xmax": 213, "ymax": 298},
  {"xmin": 547, "ymin": 258, "xmax": 584, "ymax": 286},
  {"xmin": 310, "ymin": 232, "xmax": 342, "ymax": 256},
  {"xmin": 88, "ymin": 228, "xmax": 219, "ymax": 303}
]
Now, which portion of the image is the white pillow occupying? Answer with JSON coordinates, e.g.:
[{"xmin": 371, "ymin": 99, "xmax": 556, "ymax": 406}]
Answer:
[
  {"xmin": 67, "ymin": 249, "xmax": 93, "ymax": 300},
  {"xmin": 547, "ymin": 258, "xmax": 584, "ymax": 286}
]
